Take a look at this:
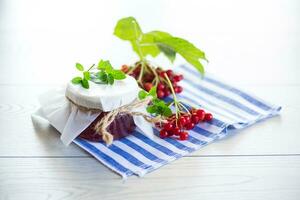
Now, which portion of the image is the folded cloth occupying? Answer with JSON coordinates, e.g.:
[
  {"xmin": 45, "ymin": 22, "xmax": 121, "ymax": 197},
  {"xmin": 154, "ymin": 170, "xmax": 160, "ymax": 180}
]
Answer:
[{"xmin": 53, "ymin": 65, "xmax": 282, "ymax": 178}]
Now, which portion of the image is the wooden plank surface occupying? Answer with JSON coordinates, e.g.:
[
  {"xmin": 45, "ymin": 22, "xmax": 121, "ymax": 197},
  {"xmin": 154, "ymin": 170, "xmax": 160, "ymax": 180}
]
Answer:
[{"xmin": 1, "ymin": 156, "xmax": 300, "ymax": 200}]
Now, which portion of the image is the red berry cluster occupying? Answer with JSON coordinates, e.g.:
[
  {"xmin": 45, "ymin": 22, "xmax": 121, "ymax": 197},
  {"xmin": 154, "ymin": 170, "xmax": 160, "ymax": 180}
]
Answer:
[
  {"xmin": 158, "ymin": 109, "xmax": 213, "ymax": 140},
  {"xmin": 155, "ymin": 68, "xmax": 183, "ymax": 99},
  {"xmin": 121, "ymin": 65, "xmax": 184, "ymax": 99}
]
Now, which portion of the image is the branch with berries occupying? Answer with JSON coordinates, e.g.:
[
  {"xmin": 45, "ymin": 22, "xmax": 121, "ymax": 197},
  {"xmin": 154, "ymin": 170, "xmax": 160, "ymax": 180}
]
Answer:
[
  {"xmin": 140, "ymin": 73, "xmax": 213, "ymax": 141},
  {"xmin": 115, "ymin": 16, "xmax": 207, "ymax": 99}
]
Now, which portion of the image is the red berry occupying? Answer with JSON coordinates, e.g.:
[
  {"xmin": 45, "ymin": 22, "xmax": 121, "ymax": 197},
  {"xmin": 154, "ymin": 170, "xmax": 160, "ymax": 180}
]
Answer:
[
  {"xmin": 133, "ymin": 67, "xmax": 141, "ymax": 75},
  {"xmin": 157, "ymin": 90, "xmax": 165, "ymax": 99},
  {"xmin": 121, "ymin": 64, "xmax": 129, "ymax": 73},
  {"xmin": 157, "ymin": 82, "xmax": 165, "ymax": 90},
  {"xmin": 179, "ymin": 131, "xmax": 189, "ymax": 140},
  {"xmin": 164, "ymin": 88, "xmax": 171, "ymax": 97},
  {"xmin": 186, "ymin": 122, "xmax": 195, "ymax": 130},
  {"xmin": 167, "ymin": 131, "xmax": 174, "ymax": 137},
  {"xmin": 184, "ymin": 115, "xmax": 191, "ymax": 124},
  {"xmin": 159, "ymin": 129, "xmax": 168, "ymax": 138},
  {"xmin": 204, "ymin": 113, "xmax": 213, "ymax": 121},
  {"xmin": 172, "ymin": 82, "xmax": 177, "ymax": 88},
  {"xmin": 159, "ymin": 71, "xmax": 167, "ymax": 78},
  {"xmin": 144, "ymin": 82, "xmax": 153, "ymax": 91},
  {"xmin": 192, "ymin": 115, "xmax": 200, "ymax": 124},
  {"xmin": 173, "ymin": 74, "xmax": 183, "ymax": 82},
  {"xmin": 174, "ymin": 86, "xmax": 183, "ymax": 93},
  {"xmin": 144, "ymin": 74, "xmax": 154, "ymax": 82},
  {"xmin": 196, "ymin": 109, "xmax": 205, "ymax": 121},
  {"xmin": 166, "ymin": 69, "xmax": 173, "ymax": 77},
  {"xmin": 164, "ymin": 122, "xmax": 174, "ymax": 131},
  {"xmin": 179, "ymin": 116, "xmax": 187, "ymax": 126},
  {"xmin": 179, "ymin": 74, "xmax": 183, "ymax": 80},
  {"xmin": 172, "ymin": 127, "xmax": 181, "ymax": 136}
]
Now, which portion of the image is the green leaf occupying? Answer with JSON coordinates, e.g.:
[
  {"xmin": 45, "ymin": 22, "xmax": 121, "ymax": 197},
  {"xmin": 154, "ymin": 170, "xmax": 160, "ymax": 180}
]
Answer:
[
  {"xmin": 76, "ymin": 63, "xmax": 84, "ymax": 71},
  {"xmin": 148, "ymin": 86, "xmax": 157, "ymax": 98},
  {"xmin": 146, "ymin": 105, "xmax": 157, "ymax": 114},
  {"xmin": 157, "ymin": 44, "xmax": 176, "ymax": 63},
  {"xmin": 162, "ymin": 106, "xmax": 172, "ymax": 117},
  {"xmin": 138, "ymin": 90, "xmax": 147, "ymax": 100},
  {"xmin": 144, "ymin": 31, "xmax": 207, "ymax": 74},
  {"xmin": 81, "ymin": 78, "xmax": 89, "ymax": 89},
  {"xmin": 135, "ymin": 33, "xmax": 160, "ymax": 57},
  {"xmin": 98, "ymin": 60, "xmax": 113, "ymax": 71},
  {"xmin": 71, "ymin": 77, "xmax": 82, "ymax": 84},
  {"xmin": 97, "ymin": 71, "xmax": 108, "ymax": 83},
  {"xmin": 107, "ymin": 73, "xmax": 114, "ymax": 85},
  {"xmin": 83, "ymin": 71, "xmax": 90, "ymax": 80},
  {"xmin": 114, "ymin": 17, "xmax": 142, "ymax": 41},
  {"xmin": 110, "ymin": 70, "xmax": 126, "ymax": 80}
]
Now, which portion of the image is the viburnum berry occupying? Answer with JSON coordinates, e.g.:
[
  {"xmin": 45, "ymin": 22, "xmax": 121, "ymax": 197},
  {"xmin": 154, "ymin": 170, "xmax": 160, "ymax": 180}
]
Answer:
[
  {"xmin": 121, "ymin": 64, "xmax": 129, "ymax": 73},
  {"xmin": 179, "ymin": 131, "xmax": 189, "ymax": 140},
  {"xmin": 179, "ymin": 116, "xmax": 187, "ymax": 126},
  {"xmin": 191, "ymin": 115, "xmax": 200, "ymax": 124},
  {"xmin": 159, "ymin": 71, "xmax": 167, "ymax": 78},
  {"xmin": 166, "ymin": 69, "xmax": 173, "ymax": 77},
  {"xmin": 172, "ymin": 127, "xmax": 181, "ymax": 136},
  {"xmin": 174, "ymin": 86, "xmax": 183, "ymax": 93},
  {"xmin": 157, "ymin": 90, "xmax": 165, "ymax": 99},
  {"xmin": 160, "ymin": 129, "xmax": 169, "ymax": 138},
  {"xmin": 164, "ymin": 122, "xmax": 174, "ymax": 131},
  {"xmin": 157, "ymin": 82, "xmax": 165, "ymax": 90},
  {"xmin": 196, "ymin": 109, "xmax": 205, "ymax": 121},
  {"xmin": 164, "ymin": 89, "xmax": 171, "ymax": 97},
  {"xmin": 186, "ymin": 122, "xmax": 195, "ymax": 130},
  {"xmin": 184, "ymin": 115, "xmax": 191, "ymax": 124},
  {"xmin": 173, "ymin": 74, "xmax": 183, "ymax": 82},
  {"xmin": 204, "ymin": 113, "xmax": 213, "ymax": 121},
  {"xmin": 144, "ymin": 82, "xmax": 153, "ymax": 91}
]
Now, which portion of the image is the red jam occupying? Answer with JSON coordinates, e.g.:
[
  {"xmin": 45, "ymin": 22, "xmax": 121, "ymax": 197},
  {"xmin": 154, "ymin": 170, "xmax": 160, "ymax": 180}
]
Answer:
[{"xmin": 78, "ymin": 112, "xmax": 136, "ymax": 142}]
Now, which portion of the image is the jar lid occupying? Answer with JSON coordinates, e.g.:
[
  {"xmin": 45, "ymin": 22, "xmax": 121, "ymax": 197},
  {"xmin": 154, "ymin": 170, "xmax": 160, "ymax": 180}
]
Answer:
[{"xmin": 65, "ymin": 75, "xmax": 139, "ymax": 112}]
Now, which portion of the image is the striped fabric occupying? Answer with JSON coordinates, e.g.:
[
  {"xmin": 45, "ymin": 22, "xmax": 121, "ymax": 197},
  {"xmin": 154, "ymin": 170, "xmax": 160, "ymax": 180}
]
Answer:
[{"xmin": 73, "ymin": 65, "xmax": 281, "ymax": 178}]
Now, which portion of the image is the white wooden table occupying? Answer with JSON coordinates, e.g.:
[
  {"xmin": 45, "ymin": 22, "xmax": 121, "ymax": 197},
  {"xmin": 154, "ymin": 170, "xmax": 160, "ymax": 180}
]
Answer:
[{"xmin": 1, "ymin": 0, "xmax": 300, "ymax": 199}]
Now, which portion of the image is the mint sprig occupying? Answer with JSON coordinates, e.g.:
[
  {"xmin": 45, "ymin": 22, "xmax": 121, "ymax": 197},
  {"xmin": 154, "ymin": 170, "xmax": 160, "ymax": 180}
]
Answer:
[
  {"xmin": 139, "ymin": 87, "xmax": 172, "ymax": 117},
  {"xmin": 71, "ymin": 63, "xmax": 93, "ymax": 89},
  {"xmin": 114, "ymin": 17, "xmax": 207, "ymax": 75},
  {"xmin": 96, "ymin": 60, "xmax": 126, "ymax": 85},
  {"xmin": 71, "ymin": 60, "xmax": 126, "ymax": 88}
]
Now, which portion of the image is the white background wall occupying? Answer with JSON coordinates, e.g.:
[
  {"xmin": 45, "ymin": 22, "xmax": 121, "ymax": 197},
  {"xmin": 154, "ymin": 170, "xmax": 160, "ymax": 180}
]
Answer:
[{"xmin": 0, "ymin": 0, "xmax": 299, "ymax": 86}]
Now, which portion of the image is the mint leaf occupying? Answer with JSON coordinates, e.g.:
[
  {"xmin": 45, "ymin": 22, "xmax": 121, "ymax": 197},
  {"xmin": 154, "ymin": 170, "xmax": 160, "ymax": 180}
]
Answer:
[
  {"xmin": 111, "ymin": 70, "xmax": 126, "ymax": 80},
  {"xmin": 97, "ymin": 71, "xmax": 108, "ymax": 83},
  {"xmin": 98, "ymin": 60, "xmax": 113, "ymax": 71},
  {"xmin": 81, "ymin": 78, "xmax": 89, "ymax": 89},
  {"xmin": 83, "ymin": 71, "xmax": 90, "ymax": 80},
  {"xmin": 138, "ymin": 90, "xmax": 147, "ymax": 100},
  {"xmin": 146, "ymin": 105, "xmax": 157, "ymax": 114},
  {"xmin": 162, "ymin": 106, "xmax": 172, "ymax": 117},
  {"xmin": 76, "ymin": 63, "xmax": 84, "ymax": 71},
  {"xmin": 148, "ymin": 86, "xmax": 157, "ymax": 98},
  {"xmin": 114, "ymin": 17, "xmax": 142, "ymax": 41},
  {"xmin": 107, "ymin": 73, "xmax": 114, "ymax": 85},
  {"xmin": 72, "ymin": 77, "xmax": 82, "ymax": 84}
]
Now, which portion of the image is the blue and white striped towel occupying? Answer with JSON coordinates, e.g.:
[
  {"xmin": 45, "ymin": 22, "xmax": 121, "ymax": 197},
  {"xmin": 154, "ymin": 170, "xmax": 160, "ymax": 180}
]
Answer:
[{"xmin": 74, "ymin": 65, "xmax": 281, "ymax": 178}]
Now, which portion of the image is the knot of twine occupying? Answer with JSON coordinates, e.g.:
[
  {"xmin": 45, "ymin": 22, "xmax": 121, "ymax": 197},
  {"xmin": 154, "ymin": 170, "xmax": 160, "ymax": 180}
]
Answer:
[{"xmin": 66, "ymin": 96, "xmax": 165, "ymax": 145}]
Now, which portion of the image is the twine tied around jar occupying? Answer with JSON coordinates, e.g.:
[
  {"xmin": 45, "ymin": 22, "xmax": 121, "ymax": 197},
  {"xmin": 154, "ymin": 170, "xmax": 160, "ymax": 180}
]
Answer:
[{"xmin": 66, "ymin": 96, "xmax": 165, "ymax": 145}]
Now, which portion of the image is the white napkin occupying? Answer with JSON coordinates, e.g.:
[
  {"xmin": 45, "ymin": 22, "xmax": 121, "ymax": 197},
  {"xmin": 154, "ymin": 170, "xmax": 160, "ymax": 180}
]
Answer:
[{"xmin": 33, "ymin": 87, "xmax": 154, "ymax": 145}]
